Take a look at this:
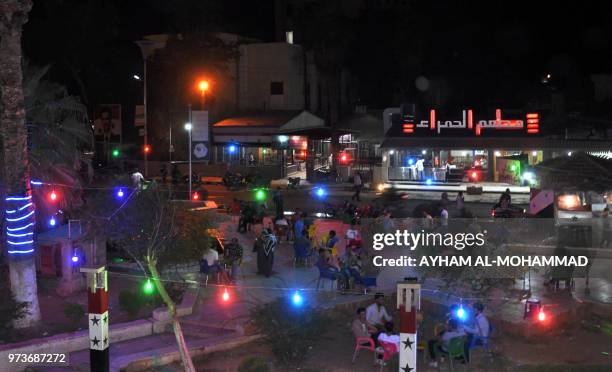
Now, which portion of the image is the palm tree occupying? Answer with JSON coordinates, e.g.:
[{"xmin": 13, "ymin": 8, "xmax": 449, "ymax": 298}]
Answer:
[{"xmin": 0, "ymin": 0, "xmax": 41, "ymax": 328}]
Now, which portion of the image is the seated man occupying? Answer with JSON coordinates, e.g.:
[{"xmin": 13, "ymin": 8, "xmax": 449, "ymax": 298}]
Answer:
[
  {"xmin": 462, "ymin": 302, "xmax": 490, "ymax": 361},
  {"xmin": 366, "ymin": 293, "xmax": 393, "ymax": 336},
  {"xmin": 428, "ymin": 318, "xmax": 466, "ymax": 368},
  {"xmin": 377, "ymin": 321, "xmax": 400, "ymax": 350},
  {"xmin": 293, "ymin": 229, "xmax": 311, "ymax": 265},
  {"xmin": 201, "ymin": 246, "xmax": 230, "ymax": 283},
  {"xmin": 352, "ymin": 307, "xmax": 378, "ymax": 343},
  {"xmin": 341, "ymin": 249, "xmax": 364, "ymax": 288},
  {"xmin": 224, "ymin": 237, "xmax": 243, "ymax": 282},
  {"xmin": 315, "ymin": 249, "xmax": 341, "ymax": 280}
]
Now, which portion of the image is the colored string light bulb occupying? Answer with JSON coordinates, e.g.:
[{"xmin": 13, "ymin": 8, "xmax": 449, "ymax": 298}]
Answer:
[{"xmin": 222, "ymin": 288, "xmax": 230, "ymax": 302}]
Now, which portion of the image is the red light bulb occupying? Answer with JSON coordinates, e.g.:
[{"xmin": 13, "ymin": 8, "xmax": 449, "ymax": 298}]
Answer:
[
  {"xmin": 50, "ymin": 191, "xmax": 58, "ymax": 201},
  {"xmin": 192, "ymin": 192, "xmax": 199, "ymax": 200},
  {"xmin": 538, "ymin": 310, "xmax": 546, "ymax": 322},
  {"xmin": 222, "ymin": 288, "xmax": 230, "ymax": 302}
]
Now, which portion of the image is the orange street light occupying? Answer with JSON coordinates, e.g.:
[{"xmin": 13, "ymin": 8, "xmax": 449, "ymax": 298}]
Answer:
[{"xmin": 198, "ymin": 80, "xmax": 209, "ymax": 93}]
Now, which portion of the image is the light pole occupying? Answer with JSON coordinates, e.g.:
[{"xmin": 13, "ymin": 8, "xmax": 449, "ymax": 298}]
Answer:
[
  {"xmin": 185, "ymin": 122, "xmax": 192, "ymax": 198},
  {"xmin": 135, "ymin": 40, "xmax": 159, "ymax": 177}
]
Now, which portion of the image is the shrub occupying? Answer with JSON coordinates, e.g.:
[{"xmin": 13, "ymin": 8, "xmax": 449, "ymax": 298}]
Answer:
[
  {"xmin": 250, "ymin": 297, "xmax": 329, "ymax": 367},
  {"xmin": 63, "ymin": 303, "xmax": 85, "ymax": 324},
  {"xmin": 237, "ymin": 356, "xmax": 270, "ymax": 372},
  {"xmin": 118, "ymin": 290, "xmax": 143, "ymax": 319}
]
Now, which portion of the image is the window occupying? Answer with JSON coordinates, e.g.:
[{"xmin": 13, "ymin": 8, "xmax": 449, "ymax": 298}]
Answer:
[{"xmin": 270, "ymin": 82, "xmax": 284, "ymax": 95}]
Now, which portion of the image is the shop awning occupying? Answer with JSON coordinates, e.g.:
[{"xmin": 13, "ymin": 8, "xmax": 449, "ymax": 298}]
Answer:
[{"xmin": 212, "ymin": 110, "xmax": 328, "ymax": 144}]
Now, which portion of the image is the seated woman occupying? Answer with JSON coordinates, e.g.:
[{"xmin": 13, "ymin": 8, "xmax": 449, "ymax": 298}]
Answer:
[{"xmin": 316, "ymin": 249, "xmax": 342, "ymax": 280}]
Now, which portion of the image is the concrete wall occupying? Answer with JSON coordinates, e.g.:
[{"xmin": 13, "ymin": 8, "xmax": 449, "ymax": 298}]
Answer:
[
  {"xmin": 239, "ymin": 43, "xmax": 305, "ymax": 111},
  {"xmin": 0, "ymin": 320, "xmax": 154, "ymax": 372},
  {"xmin": 0, "ymin": 293, "xmax": 197, "ymax": 372}
]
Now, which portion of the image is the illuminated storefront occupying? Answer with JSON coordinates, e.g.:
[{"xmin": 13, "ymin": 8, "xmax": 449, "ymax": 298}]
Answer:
[{"xmin": 379, "ymin": 106, "xmax": 612, "ymax": 185}]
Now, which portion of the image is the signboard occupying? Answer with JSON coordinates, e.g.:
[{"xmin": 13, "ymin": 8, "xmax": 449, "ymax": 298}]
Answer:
[
  {"xmin": 134, "ymin": 105, "xmax": 145, "ymax": 127},
  {"xmin": 94, "ymin": 104, "xmax": 121, "ymax": 142},
  {"xmin": 391, "ymin": 107, "xmax": 540, "ymax": 137},
  {"xmin": 191, "ymin": 110, "xmax": 209, "ymax": 160}
]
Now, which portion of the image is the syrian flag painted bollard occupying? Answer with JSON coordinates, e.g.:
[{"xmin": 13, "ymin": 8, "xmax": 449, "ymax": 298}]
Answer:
[
  {"xmin": 81, "ymin": 266, "xmax": 109, "ymax": 372},
  {"xmin": 397, "ymin": 280, "xmax": 421, "ymax": 372}
]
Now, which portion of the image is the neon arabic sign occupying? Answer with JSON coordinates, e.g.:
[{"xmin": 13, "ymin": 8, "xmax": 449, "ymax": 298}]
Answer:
[{"xmin": 402, "ymin": 109, "xmax": 539, "ymax": 136}]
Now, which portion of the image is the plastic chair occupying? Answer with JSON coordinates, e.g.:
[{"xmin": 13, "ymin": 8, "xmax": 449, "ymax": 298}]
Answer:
[
  {"xmin": 315, "ymin": 261, "xmax": 338, "ymax": 291},
  {"xmin": 440, "ymin": 336, "xmax": 468, "ymax": 371},
  {"xmin": 352, "ymin": 337, "xmax": 376, "ymax": 363},
  {"xmin": 469, "ymin": 324, "xmax": 493, "ymax": 359},
  {"xmin": 376, "ymin": 341, "xmax": 399, "ymax": 371}
]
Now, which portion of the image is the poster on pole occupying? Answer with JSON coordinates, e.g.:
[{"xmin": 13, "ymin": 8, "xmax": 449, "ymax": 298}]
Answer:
[
  {"xmin": 191, "ymin": 110, "xmax": 209, "ymax": 160},
  {"xmin": 93, "ymin": 104, "xmax": 122, "ymax": 143}
]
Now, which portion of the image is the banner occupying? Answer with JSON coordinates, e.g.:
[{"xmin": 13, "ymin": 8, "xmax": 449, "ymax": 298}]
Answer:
[
  {"xmin": 134, "ymin": 105, "xmax": 145, "ymax": 127},
  {"xmin": 191, "ymin": 110, "xmax": 209, "ymax": 160},
  {"xmin": 94, "ymin": 104, "xmax": 121, "ymax": 142}
]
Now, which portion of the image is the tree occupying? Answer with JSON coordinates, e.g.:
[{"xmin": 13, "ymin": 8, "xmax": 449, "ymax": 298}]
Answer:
[
  {"xmin": 106, "ymin": 186, "xmax": 213, "ymax": 372},
  {"xmin": 0, "ymin": 0, "xmax": 41, "ymax": 328}
]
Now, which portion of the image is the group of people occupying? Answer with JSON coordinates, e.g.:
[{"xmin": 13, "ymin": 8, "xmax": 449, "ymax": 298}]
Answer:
[
  {"xmin": 352, "ymin": 294, "xmax": 399, "ymax": 351},
  {"xmin": 428, "ymin": 302, "xmax": 490, "ymax": 367},
  {"xmin": 352, "ymin": 296, "xmax": 491, "ymax": 366},
  {"xmin": 200, "ymin": 237, "xmax": 244, "ymax": 284}
]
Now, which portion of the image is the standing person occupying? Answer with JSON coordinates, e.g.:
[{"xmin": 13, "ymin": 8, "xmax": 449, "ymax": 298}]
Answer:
[
  {"xmin": 422, "ymin": 211, "xmax": 434, "ymax": 231},
  {"xmin": 224, "ymin": 238, "xmax": 243, "ymax": 283},
  {"xmin": 381, "ymin": 211, "xmax": 395, "ymax": 232},
  {"xmin": 201, "ymin": 246, "xmax": 230, "ymax": 283},
  {"xmin": 440, "ymin": 207, "xmax": 449, "ymax": 230},
  {"xmin": 160, "ymin": 164, "xmax": 168, "ymax": 183},
  {"xmin": 416, "ymin": 158, "xmax": 425, "ymax": 180},
  {"xmin": 500, "ymin": 188, "xmax": 511, "ymax": 205},
  {"xmin": 256, "ymin": 229, "xmax": 277, "ymax": 277},
  {"xmin": 600, "ymin": 207, "xmax": 611, "ymax": 248},
  {"xmin": 171, "ymin": 164, "xmax": 180, "ymax": 185},
  {"xmin": 352, "ymin": 172, "xmax": 363, "ymax": 202},
  {"xmin": 456, "ymin": 191, "xmax": 465, "ymax": 214},
  {"xmin": 440, "ymin": 192, "xmax": 450, "ymax": 207},
  {"xmin": 293, "ymin": 212, "xmax": 304, "ymax": 242},
  {"xmin": 131, "ymin": 168, "xmax": 145, "ymax": 189},
  {"xmin": 273, "ymin": 187, "xmax": 284, "ymax": 219},
  {"xmin": 248, "ymin": 152, "xmax": 255, "ymax": 166}
]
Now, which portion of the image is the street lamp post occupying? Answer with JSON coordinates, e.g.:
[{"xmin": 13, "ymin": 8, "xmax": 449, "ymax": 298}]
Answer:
[
  {"xmin": 135, "ymin": 40, "xmax": 160, "ymax": 177},
  {"xmin": 184, "ymin": 122, "xmax": 193, "ymax": 198}
]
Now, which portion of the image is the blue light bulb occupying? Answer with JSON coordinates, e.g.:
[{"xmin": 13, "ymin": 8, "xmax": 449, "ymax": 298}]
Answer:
[
  {"xmin": 229, "ymin": 145, "xmax": 237, "ymax": 153},
  {"xmin": 316, "ymin": 188, "xmax": 325, "ymax": 197},
  {"xmin": 426, "ymin": 178, "xmax": 432, "ymax": 185},
  {"xmin": 117, "ymin": 189, "xmax": 125, "ymax": 198},
  {"xmin": 49, "ymin": 217, "xmax": 57, "ymax": 227},
  {"xmin": 292, "ymin": 291, "xmax": 303, "ymax": 306}
]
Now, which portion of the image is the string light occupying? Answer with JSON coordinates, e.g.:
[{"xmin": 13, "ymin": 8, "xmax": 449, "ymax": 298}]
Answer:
[
  {"xmin": 49, "ymin": 190, "xmax": 58, "ymax": 201},
  {"xmin": 6, "ymin": 210, "xmax": 35, "ymax": 222},
  {"xmin": 7, "ymin": 223, "xmax": 35, "ymax": 232},
  {"xmin": 72, "ymin": 255, "xmax": 79, "ymax": 263},
  {"xmin": 222, "ymin": 288, "xmax": 230, "ymax": 302},
  {"xmin": 292, "ymin": 291, "xmax": 304, "ymax": 307},
  {"xmin": 116, "ymin": 188, "xmax": 125, "ymax": 199},
  {"xmin": 49, "ymin": 217, "xmax": 57, "ymax": 227}
]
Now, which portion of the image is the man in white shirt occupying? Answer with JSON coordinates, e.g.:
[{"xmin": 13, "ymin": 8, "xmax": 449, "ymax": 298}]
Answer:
[
  {"xmin": 463, "ymin": 302, "xmax": 490, "ymax": 344},
  {"xmin": 201, "ymin": 247, "xmax": 229, "ymax": 283},
  {"xmin": 366, "ymin": 293, "xmax": 393, "ymax": 329},
  {"xmin": 131, "ymin": 169, "xmax": 144, "ymax": 189},
  {"xmin": 416, "ymin": 159, "xmax": 425, "ymax": 179},
  {"xmin": 440, "ymin": 208, "xmax": 449, "ymax": 228}
]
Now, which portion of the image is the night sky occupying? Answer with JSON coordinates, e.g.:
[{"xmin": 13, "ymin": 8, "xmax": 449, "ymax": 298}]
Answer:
[{"xmin": 21, "ymin": 0, "xmax": 612, "ymax": 111}]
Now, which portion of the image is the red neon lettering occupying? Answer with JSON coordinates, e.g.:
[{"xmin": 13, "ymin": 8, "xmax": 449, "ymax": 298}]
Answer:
[
  {"xmin": 526, "ymin": 113, "xmax": 539, "ymax": 119},
  {"xmin": 527, "ymin": 129, "xmax": 539, "ymax": 134},
  {"xmin": 430, "ymin": 110, "xmax": 436, "ymax": 130},
  {"xmin": 496, "ymin": 109, "xmax": 502, "ymax": 126},
  {"xmin": 475, "ymin": 124, "xmax": 481, "ymax": 136},
  {"xmin": 467, "ymin": 109, "xmax": 473, "ymax": 129}
]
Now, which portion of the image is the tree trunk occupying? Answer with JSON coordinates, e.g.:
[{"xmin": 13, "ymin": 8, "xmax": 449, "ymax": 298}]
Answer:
[
  {"xmin": 148, "ymin": 263, "xmax": 195, "ymax": 372},
  {"xmin": 0, "ymin": 0, "xmax": 41, "ymax": 328}
]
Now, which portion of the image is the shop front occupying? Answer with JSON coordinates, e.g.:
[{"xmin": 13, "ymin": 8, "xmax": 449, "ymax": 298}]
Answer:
[
  {"xmin": 211, "ymin": 110, "xmax": 336, "ymax": 179},
  {"xmin": 378, "ymin": 107, "xmax": 612, "ymax": 187}
]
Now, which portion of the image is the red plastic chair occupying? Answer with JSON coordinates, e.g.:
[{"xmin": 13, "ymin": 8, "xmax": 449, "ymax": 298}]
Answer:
[
  {"xmin": 376, "ymin": 341, "xmax": 399, "ymax": 371},
  {"xmin": 352, "ymin": 337, "xmax": 376, "ymax": 363}
]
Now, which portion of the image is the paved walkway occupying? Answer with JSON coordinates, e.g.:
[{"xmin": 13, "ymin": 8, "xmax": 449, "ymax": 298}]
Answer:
[{"xmin": 27, "ymin": 212, "xmax": 612, "ymax": 371}]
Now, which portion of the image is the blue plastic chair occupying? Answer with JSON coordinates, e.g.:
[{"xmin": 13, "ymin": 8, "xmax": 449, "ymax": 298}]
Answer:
[{"xmin": 315, "ymin": 261, "xmax": 338, "ymax": 291}]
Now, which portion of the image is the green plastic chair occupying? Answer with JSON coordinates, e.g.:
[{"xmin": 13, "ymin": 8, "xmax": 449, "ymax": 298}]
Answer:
[{"xmin": 443, "ymin": 336, "xmax": 468, "ymax": 371}]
